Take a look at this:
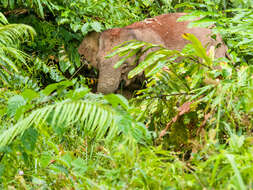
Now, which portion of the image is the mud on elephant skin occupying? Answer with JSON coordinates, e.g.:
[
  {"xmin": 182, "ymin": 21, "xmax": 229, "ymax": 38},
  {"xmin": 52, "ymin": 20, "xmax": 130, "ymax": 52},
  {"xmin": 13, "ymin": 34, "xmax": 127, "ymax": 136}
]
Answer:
[{"xmin": 78, "ymin": 13, "xmax": 227, "ymax": 94}]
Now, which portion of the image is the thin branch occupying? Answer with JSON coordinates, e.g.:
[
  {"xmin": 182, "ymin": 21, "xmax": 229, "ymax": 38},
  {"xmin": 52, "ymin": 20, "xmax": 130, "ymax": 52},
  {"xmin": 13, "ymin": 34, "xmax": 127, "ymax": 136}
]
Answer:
[
  {"xmin": 69, "ymin": 61, "xmax": 87, "ymax": 80},
  {"xmin": 145, "ymin": 92, "xmax": 195, "ymax": 99},
  {"xmin": 160, "ymin": 92, "xmax": 195, "ymax": 97},
  {"xmin": 0, "ymin": 65, "xmax": 13, "ymax": 75},
  {"xmin": 3, "ymin": 9, "xmax": 28, "ymax": 16}
]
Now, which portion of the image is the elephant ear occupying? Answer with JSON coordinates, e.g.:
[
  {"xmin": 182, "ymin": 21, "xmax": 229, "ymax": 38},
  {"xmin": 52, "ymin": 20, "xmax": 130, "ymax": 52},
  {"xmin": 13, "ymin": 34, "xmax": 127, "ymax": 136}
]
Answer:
[{"xmin": 78, "ymin": 32, "xmax": 101, "ymax": 68}]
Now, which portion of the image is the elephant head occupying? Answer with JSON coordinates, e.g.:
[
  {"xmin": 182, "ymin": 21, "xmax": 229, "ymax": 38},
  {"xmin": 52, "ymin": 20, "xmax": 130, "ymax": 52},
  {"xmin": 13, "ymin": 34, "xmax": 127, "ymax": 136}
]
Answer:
[
  {"xmin": 78, "ymin": 13, "xmax": 227, "ymax": 94},
  {"xmin": 78, "ymin": 32, "xmax": 101, "ymax": 69},
  {"xmin": 78, "ymin": 27, "xmax": 165, "ymax": 94},
  {"xmin": 78, "ymin": 31, "xmax": 122, "ymax": 94}
]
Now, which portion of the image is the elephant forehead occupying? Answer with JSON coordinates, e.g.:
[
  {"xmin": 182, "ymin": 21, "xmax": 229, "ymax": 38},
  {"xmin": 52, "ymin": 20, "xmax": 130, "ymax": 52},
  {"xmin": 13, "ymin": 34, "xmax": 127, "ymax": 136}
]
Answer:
[
  {"xmin": 102, "ymin": 28, "xmax": 121, "ymax": 39},
  {"xmin": 78, "ymin": 32, "xmax": 100, "ymax": 54},
  {"xmin": 125, "ymin": 13, "xmax": 190, "ymax": 47}
]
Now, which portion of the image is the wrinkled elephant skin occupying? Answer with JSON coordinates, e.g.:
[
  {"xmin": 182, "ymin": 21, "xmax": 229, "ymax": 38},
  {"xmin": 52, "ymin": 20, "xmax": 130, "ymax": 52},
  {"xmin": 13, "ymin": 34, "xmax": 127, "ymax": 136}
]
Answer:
[{"xmin": 78, "ymin": 13, "xmax": 227, "ymax": 94}]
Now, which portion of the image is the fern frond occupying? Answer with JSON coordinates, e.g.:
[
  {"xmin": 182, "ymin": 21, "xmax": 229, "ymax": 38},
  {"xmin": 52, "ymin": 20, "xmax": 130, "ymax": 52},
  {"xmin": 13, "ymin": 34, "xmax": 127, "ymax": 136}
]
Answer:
[
  {"xmin": 0, "ymin": 99, "xmax": 149, "ymax": 148},
  {"xmin": 0, "ymin": 24, "xmax": 35, "ymax": 46},
  {"xmin": 0, "ymin": 12, "xmax": 8, "ymax": 26},
  {"xmin": 0, "ymin": 13, "xmax": 36, "ymax": 84}
]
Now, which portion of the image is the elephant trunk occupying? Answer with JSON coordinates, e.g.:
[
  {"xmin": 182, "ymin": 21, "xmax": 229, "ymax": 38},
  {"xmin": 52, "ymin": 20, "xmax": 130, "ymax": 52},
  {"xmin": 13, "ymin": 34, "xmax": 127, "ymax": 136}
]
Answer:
[{"xmin": 97, "ymin": 57, "xmax": 122, "ymax": 94}]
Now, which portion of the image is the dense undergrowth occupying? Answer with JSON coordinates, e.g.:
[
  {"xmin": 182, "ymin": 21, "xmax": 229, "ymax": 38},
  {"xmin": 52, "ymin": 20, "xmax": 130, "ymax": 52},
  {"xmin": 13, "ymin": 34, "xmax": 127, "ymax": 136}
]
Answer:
[{"xmin": 0, "ymin": 0, "xmax": 253, "ymax": 189}]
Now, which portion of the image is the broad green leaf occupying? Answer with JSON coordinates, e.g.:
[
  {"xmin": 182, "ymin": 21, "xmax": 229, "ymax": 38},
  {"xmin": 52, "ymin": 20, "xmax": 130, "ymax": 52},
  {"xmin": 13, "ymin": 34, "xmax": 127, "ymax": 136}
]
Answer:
[
  {"xmin": 105, "ymin": 94, "xmax": 129, "ymax": 110},
  {"xmin": 40, "ymin": 152, "xmax": 53, "ymax": 168},
  {"xmin": 187, "ymin": 17, "xmax": 216, "ymax": 28},
  {"xmin": 59, "ymin": 58, "xmax": 71, "ymax": 72},
  {"xmin": 183, "ymin": 33, "xmax": 211, "ymax": 66},
  {"xmin": 7, "ymin": 95, "xmax": 26, "ymax": 117},
  {"xmin": 22, "ymin": 89, "xmax": 39, "ymax": 102},
  {"xmin": 70, "ymin": 23, "xmax": 81, "ymax": 32},
  {"xmin": 81, "ymin": 23, "xmax": 90, "ymax": 35},
  {"xmin": 67, "ymin": 87, "xmax": 90, "ymax": 100},
  {"xmin": 90, "ymin": 21, "xmax": 103, "ymax": 32},
  {"xmin": 42, "ymin": 81, "xmax": 73, "ymax": 96}
]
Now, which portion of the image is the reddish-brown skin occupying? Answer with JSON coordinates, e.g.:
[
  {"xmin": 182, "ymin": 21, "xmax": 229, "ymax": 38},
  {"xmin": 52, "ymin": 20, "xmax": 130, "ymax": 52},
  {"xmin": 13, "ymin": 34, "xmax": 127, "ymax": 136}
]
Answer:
[{"xmin": 78, "ymin": 13, "xmax": 227, "ymax": 94}]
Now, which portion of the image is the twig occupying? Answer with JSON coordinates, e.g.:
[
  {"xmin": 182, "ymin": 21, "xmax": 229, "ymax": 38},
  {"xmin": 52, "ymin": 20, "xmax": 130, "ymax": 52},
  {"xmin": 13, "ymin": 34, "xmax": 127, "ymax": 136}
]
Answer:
[
  {"xmin": 69, "ymin": 62, "xmax": 87, "ymax": 80},
  {"xmin": 4, "ymin": 9, "xmax": 28, "ymax": 16},
  {"xmin": 146, "ymin": 92, "xmax": 195, "ymax": 99},
  {"xmin": 0, "ymin": 65, "xmax": 13, "ymax": 75},
  {"xmin": 159, "ymin": 92, "xmax": 195, "ymax": 97},
  {"xmin": 188, "ymin": 57, "xmax": 212, "ymax": 70},
  {"xmin": 159, "ymin": 102, "xmax": 193, "ymax": 139}
]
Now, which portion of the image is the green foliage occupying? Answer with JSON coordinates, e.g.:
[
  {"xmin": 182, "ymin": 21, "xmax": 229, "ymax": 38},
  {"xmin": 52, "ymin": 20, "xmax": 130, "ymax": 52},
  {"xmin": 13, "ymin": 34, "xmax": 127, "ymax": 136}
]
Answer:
[
  {"xmin": 0, "ymin": 129, "xmax": 252, "ymax": 189},
  {"xmin": 224, "ymin": 9, "xmax": 253, "ymax": 62},
  {"xmin": 0, "ymin": 0, "xmax": 57, "ymax": 18},
  {"xmin": 0, "ymin": 0, "xmax": 253, "ymax": 189},
  {"xmin": 175, "ymin": 6, "xmax": 253, "ymax": 63},
  {"xmin": 0, "ymin": 82, "xmax": 151, "ymax": 148},
  {"xmin": 8, "ymin": 14, "xmax": 81, "ymax": 85},
  {"xmin": 111, "ymin": 33, "xmax": 253, "ymax": 147},
  {"xmin": 0, "ymin": 12, "xmax": 35, "ymax": 86}
]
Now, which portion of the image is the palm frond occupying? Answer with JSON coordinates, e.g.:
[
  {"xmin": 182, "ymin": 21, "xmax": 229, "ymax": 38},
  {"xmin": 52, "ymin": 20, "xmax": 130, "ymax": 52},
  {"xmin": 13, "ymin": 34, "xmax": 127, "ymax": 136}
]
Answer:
[
  {"xmin": 0, "ymin": 12, "xmax": 35, "ymax": 47},
  {"xmin": 0, "ymin": 24, "xmax": 36, "ymax": 46},
  {"xmin": 0, "ymin": 99, "xmax": 150, "ymax": 148},
  {"xmin": 0, "ymin": 12, "xmax": 36, "ymax": 84},
  {"xmin": 1, "ymin": 46, "xmax": 29, "ymax": 64},
  {"xmin": 0, "ymin": 47, "xmax": 30, "ymax": 85},
  {"xmin": 0, "ymin": 12, "xmax": 8, "ymax": 26}
]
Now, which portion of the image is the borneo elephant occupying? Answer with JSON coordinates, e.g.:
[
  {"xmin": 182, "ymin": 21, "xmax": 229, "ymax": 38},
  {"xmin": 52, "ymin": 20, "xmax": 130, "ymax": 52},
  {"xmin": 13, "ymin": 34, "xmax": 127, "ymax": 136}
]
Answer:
[{"xmin": 78, "ymin": 13, "xmax": 227, "ymax": 94}]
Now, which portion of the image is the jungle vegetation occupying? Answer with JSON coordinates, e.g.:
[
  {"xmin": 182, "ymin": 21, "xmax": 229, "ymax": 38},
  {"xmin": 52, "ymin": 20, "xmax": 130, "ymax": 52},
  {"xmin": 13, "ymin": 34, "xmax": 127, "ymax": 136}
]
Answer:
[{"xmin": 0, "ymin": 0, "xmax": 253, "ymax": 189}]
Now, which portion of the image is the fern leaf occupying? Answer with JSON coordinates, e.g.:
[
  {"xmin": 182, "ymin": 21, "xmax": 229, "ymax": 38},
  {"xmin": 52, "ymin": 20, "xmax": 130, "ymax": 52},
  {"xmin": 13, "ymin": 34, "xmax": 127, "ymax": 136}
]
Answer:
[{"xmin": 0, "ymin": 99, "xmax": 150, "ymax": 148}]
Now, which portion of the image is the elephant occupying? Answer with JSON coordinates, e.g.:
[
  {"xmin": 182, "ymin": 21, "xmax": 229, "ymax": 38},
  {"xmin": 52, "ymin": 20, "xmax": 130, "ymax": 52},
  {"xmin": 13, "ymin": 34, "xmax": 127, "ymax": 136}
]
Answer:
[{"xmin": 78, "ymin": 13, "xmax": 227, "ymax": 94}]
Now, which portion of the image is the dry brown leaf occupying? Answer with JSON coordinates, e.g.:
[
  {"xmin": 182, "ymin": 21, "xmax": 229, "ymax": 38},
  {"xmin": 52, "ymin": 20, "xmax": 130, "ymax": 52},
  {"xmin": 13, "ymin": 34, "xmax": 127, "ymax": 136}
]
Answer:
[
  {"xmin": 159, "ymin": 101, "xmax": 193, "ymax": 139},
  {"xmin": 179, "ymin": 102, "xmax": 192, "ymax": 115}
]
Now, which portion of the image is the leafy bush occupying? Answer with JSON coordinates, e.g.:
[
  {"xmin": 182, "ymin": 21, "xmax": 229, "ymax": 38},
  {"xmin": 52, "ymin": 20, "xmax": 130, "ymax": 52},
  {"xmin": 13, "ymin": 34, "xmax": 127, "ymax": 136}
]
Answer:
[
  {"xmin": 109, "ymin": 33, "xmax": 253, "ymax": 147},
  {"xmin": 0, "ymin": 0, "xmax": 253, "ymax": 189},
  {"xmin": 0, "ymin": 12, "xmax": 35, "ymax": 86}
]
